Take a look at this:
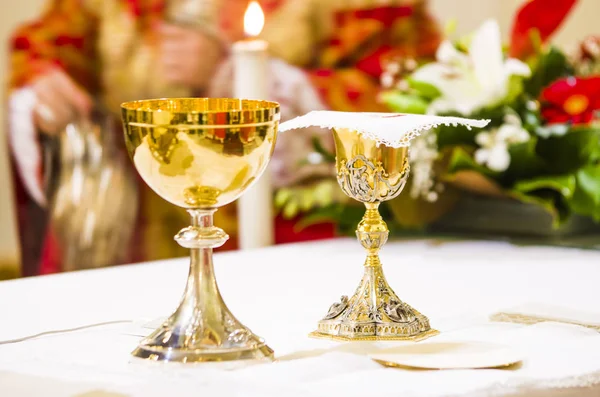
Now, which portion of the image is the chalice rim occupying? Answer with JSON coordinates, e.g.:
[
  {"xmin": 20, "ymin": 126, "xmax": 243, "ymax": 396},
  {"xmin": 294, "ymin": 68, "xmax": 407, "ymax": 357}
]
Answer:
[{"xmin": 120, "ymin": 97, "xmax": 280, "ymax": 116}]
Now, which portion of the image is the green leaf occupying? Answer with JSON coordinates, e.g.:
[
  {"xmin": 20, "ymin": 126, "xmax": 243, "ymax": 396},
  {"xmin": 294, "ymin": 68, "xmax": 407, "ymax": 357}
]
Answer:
[
  {"xmin": 503, "ymin": 138, "xmax": 547, "ymax": 183},
  {"xmin": 295, "ymin": 203, "xmax": 364, "ymax": 234},
  {"xmin": 406, "ymin": 78, "xmax": 441, "ymax": 100},
  {"xmin": 311, "ymin": 136, "xmax": 336, "ymax": 162},
  {"xmin": 294, "ymin": 205, "xmax": 340, "ymax": 230},
  {"xmin": 522, "ymin": 108, "xmax": 542, "ymax": 131},
  {"xmin": 435, "ymin": 107, "xmax": 506, "ymax": 148},
  {"xmin": 446, "ymin": 146, "xmax": 500, "ymax": 178},
  {"xmin": 524, "ymin": 46, "xmax": 573, "ymax": 98},
  {"xmin": 274, "ymin": 188, "xmax": 293, "ymax": 209},
  {"xmin": 282, "ymin": 199, "xmax": 300, "ymax": 219},
  {"xmin": 513, "ymin": 174, "xmax": 576, "ymax": 199},
  {"xmin": 503, "ymin": 75, "xmax": 526, "ymax": 105},
  {"xmin": 380, "ymin": 91, "xmax": 428, "ymax": 114},
  {"xmin": 570, "ymin": 165, "xmax": 600, "ymax": 222},
  {"xmin": 508, "ymin": 189, "xmax": 569, "ymax": 227},
  {"xmin": 535, "ymin": 127, "xmax": 600, "ymax": 174}
]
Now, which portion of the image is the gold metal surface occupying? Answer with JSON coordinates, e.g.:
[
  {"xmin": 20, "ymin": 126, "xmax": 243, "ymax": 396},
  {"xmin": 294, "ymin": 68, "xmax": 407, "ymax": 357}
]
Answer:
[
  {"xmin": 122, "ymin": 98, "xmax": 279, "ymax": 362},
  {"xmin": 311, "ymin": 128, "xmax": 436, "ymax": 341}
]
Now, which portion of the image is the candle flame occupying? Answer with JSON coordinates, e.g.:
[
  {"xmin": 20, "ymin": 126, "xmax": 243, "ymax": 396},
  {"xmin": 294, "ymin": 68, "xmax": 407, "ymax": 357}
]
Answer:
[{"xmin": 244, "ymin": 1, "xmax": 265, "ymax": 37}]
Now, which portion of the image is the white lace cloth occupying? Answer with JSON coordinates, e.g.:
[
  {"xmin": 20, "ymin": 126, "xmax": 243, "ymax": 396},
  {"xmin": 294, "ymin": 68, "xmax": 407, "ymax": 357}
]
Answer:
[
  {"xmin": 279, "ymin": 111, "xmax": 491, "ymax": 148},
  {"xmin": 1, "ymin": 239, "xmax": 600, "ymax": 397}
]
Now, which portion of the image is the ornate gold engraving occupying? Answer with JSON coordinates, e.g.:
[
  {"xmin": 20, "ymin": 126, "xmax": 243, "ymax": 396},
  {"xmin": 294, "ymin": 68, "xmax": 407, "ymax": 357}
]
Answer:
[
  {"xmin": 337, "ymin": 154, "xmax": 409, "ymax": 203},
  {"xmin": 310, "ymin": 128, "xmax": 436, "ymax": 342}
]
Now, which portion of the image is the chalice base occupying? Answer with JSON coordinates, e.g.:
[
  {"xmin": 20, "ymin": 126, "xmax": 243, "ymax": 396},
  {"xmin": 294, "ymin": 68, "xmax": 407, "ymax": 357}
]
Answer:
[
  {"xmin": 131, "ymin": 307, "xmax": 273, "ymax": 363},
  {"xmin": 131, "ymin": 210, "xmax": 273, "ymax": 363},
  {"xmin": 132, "ymin": 339, "xmax": 273, "ymax": 363},
  {"xmin": 310, "ymin": 265, "xmax": 438, "ymax": 342}
]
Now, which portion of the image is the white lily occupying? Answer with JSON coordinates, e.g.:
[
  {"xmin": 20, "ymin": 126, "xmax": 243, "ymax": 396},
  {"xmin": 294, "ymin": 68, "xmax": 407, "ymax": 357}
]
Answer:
[{"xmin": 412, "ymin": 20, "xmax": 531, "ymax": 116}]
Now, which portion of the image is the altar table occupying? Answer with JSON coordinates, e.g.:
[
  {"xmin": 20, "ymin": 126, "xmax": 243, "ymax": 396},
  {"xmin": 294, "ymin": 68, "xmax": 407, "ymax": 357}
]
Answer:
[{"xmin": 1, "ymin": 239, "xmax": 600, "ymax": 397}]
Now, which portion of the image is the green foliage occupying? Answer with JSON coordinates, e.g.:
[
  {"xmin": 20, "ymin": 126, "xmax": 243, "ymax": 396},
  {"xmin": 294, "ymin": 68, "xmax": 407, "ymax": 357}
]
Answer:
[
  {"xmin": 510, "ymin": 174, "xmax": 576, "ymax": 225},
  {"xmin": 292, "ymin": 36, "xmax": 600, "ymax": 234},
  {"xmin": 406, "ymin": 78, "xmax": 442, "ymax": 100},
  {"xmin": 535, "ymin": 127, "xmax": 600, "ymax": 174},
  {"xmin": 275, "ymin": 180, "xmax": 340, "ymax": 220},
  {"xmin": 509, "ymin": 189, "xmax": 570, "ymax": 227},
  {"xmin": 295, "ymin": 203, "xmax": 364, "ymax": 235},
  {"xmin": 436, "ymin": 106, "xmax": 507, "ymax": 148},
  {"xmin": 446, "ymin": 146, "xmax": 499, "ymax": 178},
  {"xmin": 310, "ymin": 136, "xmax": 336, "ymax": 163},
  {"xmin": 513, "ymin": 175, "xmax": 576, "ymax": 199},
  {"xmin": 379, "ymin": 78, "xmax": 442, "ymax": 115},
  {"xmin": 380, "ymin": 91, "xmax": 428, "ymax": 114},
  {"xmin": 524, "ymin": 46, "xmax": 574, "ymax": 98},
  {"xmin": 503, "ymin": 75, "xmax": 527, "ymax": 106},
  {"xmin": 570, "ymin": 165, "xmax": 600, "ymax": 222},
  {"xmin": 502, "ymin": 138, "xmax": 547, "ymax": 183}
]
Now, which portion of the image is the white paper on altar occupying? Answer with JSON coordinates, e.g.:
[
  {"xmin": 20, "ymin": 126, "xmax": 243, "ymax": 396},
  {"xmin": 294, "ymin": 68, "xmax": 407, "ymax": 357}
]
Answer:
[{"xmin": 278, "ymin": 110, "xmax": 491, "ymax": 148}]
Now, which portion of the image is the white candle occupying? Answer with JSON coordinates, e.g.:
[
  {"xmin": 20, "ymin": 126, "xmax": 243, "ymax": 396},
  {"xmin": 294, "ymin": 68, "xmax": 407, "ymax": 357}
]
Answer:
[{"xmin": 234, "ymin": 1, "xmax": 274, "ymax": 250}]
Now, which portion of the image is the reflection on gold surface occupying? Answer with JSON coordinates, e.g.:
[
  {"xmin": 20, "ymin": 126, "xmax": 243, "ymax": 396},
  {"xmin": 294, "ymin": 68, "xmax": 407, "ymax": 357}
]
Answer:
[
  {"xmin": 121, "ymin": 98, "xmax": 279, "ymax": 362},
  {"xmin": 122, "ymin": 98, "xmax": 279, "ymax": 208}
]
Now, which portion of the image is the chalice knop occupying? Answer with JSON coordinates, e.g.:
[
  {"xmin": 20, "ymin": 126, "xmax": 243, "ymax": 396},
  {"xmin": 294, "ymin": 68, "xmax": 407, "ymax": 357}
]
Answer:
[
  {"xmin": 121, "ymin": 98, "xmax": 279, "ymax": 362},
  {"xmin": 310, "ymin": 127, "xmax": 437, "ymax": 341}
]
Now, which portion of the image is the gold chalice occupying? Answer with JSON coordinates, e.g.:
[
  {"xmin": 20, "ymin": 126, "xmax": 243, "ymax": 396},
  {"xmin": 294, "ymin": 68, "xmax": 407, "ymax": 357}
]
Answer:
[
  {"xmin": 310, "ymin": 127, "xmax": 437, "ymax": 341},
  {"xmin": 121, "ymin": 98, "xmax": 279, "ymax": 362}
]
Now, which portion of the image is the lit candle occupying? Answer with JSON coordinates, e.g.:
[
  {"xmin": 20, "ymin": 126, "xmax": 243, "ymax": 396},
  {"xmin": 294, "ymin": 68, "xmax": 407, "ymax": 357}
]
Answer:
[{"xmin": 234, "ymin": 1, "xmax": 274, "ymax": 250}]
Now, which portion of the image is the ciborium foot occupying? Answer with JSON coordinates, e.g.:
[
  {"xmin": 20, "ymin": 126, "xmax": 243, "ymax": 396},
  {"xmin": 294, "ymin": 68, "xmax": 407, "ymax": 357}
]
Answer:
[
  {"xmin": 310, "ymin": 203, "xmax": 436, "ymax": 341},
  {"xmin": 132, "ymin": 209, "xmax": 273, "ymax": 362}
]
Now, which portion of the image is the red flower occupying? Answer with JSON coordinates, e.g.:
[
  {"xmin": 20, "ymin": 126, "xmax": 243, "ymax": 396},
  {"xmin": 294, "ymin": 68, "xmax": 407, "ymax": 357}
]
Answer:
[
  {"xmin": 540, "ymin": 77, "xmax": 600, "ymax": 125},
  {"xmin": 510, "ymin": 0, "xmax": 579, "ymax": 59}
]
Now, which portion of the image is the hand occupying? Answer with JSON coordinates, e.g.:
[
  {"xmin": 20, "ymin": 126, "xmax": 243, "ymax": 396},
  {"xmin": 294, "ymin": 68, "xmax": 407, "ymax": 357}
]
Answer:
[
  {"xmin": 31, "ymin": 68, "xmax": 92, "ymax": 135},
  {"xmin": 159, "ymin": 23, "xmax": 225, "ymax": 91}
]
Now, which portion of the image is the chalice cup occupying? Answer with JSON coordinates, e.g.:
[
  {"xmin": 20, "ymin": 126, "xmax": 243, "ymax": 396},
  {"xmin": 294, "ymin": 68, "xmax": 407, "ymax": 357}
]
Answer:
[
  {"xmin": 121, "ymin": 98, "xmax": 279, "ymax": 362},
  {"xmin": 310, "ymin": 127, "xmax": 437, "ymax": 341}
]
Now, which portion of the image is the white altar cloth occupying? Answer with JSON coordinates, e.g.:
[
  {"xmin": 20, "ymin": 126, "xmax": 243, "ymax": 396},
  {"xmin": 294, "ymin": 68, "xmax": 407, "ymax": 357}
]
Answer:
[{"xmin": 1, "ymin": 238, "xmax": 600, "ymax": 397}]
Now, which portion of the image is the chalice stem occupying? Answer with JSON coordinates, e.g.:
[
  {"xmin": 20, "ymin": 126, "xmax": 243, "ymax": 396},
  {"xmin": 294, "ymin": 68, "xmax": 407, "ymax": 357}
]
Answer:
[
  {"xmin": 170, "ymin": 250, "xmax": 224, "ymax": 339},
  {"xmin": 169, "ymin": 209, "xmax": 227, "ymax": 343}
]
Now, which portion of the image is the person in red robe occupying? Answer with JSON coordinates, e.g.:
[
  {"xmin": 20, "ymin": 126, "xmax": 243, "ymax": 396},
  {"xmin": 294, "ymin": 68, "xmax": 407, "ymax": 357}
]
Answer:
[{"xmin": 6, "ymin": 0, "xmax": 440, "ymax": 276}]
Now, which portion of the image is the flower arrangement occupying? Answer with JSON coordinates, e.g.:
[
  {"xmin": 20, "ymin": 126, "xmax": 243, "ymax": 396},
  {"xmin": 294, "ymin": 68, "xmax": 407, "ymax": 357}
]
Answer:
[{"xmin": 276, "ymin": 0, "xmax": 600, "ymax": 236}]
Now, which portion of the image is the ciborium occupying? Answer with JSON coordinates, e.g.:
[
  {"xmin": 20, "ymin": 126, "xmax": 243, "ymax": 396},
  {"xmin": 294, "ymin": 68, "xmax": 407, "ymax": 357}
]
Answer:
[
  {"xmin": 121, "ymin": 98, "xmax": 279, "ymax": 362},
  {"xmin": 279, "ymin": 111, "xmax": 490, "ymax": 341}
]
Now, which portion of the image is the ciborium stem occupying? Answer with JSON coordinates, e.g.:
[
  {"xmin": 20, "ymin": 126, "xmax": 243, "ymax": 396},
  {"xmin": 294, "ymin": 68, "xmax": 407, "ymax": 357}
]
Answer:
[
  {"xmin": 131, "ymin": 209, "xmax": 273, "ymax": 362},
  {"xmin": 359, "ymin": 203, "xmax": 387, "ymax": 267}
]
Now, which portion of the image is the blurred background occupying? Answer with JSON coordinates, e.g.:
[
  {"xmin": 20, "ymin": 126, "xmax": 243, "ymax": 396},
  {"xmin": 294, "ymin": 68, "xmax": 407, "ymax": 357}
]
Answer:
[{"xmin": 0, "ymin": 0, "xmax": 600, "ymax": 279}]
